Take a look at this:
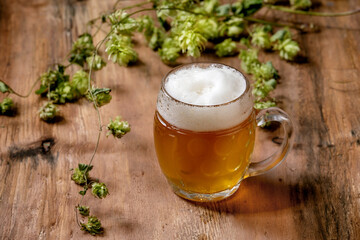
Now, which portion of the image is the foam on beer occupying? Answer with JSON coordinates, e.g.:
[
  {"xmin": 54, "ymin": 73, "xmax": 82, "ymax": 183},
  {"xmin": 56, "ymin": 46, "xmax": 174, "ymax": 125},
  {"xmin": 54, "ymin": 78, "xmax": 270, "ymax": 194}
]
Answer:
[{"xmin": 157, "ymin": 64, "xmax": 253, "ymax": 132}]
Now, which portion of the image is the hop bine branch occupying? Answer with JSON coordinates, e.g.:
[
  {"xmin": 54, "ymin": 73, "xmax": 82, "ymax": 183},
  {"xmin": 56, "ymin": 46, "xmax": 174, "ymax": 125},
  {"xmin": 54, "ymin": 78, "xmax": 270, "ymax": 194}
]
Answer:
[{"xmin": 0, "ymin": 0, "xmax": 359, "ymax": 236}]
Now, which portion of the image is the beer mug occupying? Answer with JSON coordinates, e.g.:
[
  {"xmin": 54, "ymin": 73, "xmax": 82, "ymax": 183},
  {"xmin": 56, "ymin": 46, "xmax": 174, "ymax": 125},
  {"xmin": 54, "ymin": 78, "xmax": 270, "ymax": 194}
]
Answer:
[{"xmin": 154, "ymin": 63, "xmax": 293, "ymax": 202}]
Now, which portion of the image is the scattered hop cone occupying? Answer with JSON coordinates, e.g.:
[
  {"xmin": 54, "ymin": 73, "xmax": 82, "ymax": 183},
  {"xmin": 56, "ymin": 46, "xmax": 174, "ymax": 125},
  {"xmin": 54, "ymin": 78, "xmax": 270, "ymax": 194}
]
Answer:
[
  {"xmin": 69, "ymin": 33, "xmax": 95, "ymax": 67},
  {"xmin": 214, "ymin": 38, "xmax": 237, "ymax": 57},
  {"xmin": 91, "ymin": 182, "xmax": 109, "ymax": 199},
  {"xmin": 0, "ymin": 97, "xmax": 14, "ymax": 115},
  {"xmin": 77, "ymin": 205, "xmax": 90, "ymax": 216},
  {"xmin": 105, "ymin": 34, "xmax": 138, "ymax": 66},
  {"xmin": 158, "ymin": 38, "xmax": 181, "ymax": 63},
  {"xmin": 178, "ymin": 29, "xmax": 207, "ymax": 57},
  {"xmin": 72, "ymin": 70, "xmax": 89, "ymax": 96},
  {"xmin": 81, "ymin": 216, "xmax": 104, "ymax": 236},
  {"xmin": 71, "ymin": 163, "xmax": 93, "ymax": 185},
  {"xmin": 39, "ymin": 102, "xmax": 59, "ymax": 122},
  {"xmin": 107, "ymin": 116, "xmax": 131, "ymax": 139},
  {"xmin": 86, "ymin": 87, "xmax": 112, "ymax": 107},
  {"xmin": 196, "ymin": 17, "xmax": 219, "ymax": 40},
  {"xmin": 86, "ymin": 55, "xmax": 106, "ymax": 71},
  {"xmin": 251, "ymin": 25, "xmax": 272, "ymax": 49},
  {"xmin": 254, "ymin": 100, "xmax": 276, "ymax": 110},
  {"xmin": 277, "ymin": 38, "xmax": 300, "ymax": 61}
]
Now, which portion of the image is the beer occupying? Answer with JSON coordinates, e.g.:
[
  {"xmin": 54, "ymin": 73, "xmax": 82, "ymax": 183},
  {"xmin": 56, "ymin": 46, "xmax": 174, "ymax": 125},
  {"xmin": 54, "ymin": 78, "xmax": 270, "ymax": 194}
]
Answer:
[
  {"xmin": 154, "ymin": 111, "xmax": 255, "ymax": 194},
  {"xmin": 154, "ymin": 63, "xmax": 255, "ymax": 200},
  {"xmin": 154, "ymin": 63, "xmax": 294, "ymax": 201}
]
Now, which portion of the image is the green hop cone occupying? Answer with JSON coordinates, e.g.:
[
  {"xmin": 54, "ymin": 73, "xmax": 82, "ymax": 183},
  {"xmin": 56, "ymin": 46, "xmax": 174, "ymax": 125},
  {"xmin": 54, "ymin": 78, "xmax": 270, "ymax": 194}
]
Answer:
[
  {"xmin": 108, "ymin": 10, "xmax": 139, "ymax": 35},
  {"xmin": 177, "ymin": 29, "xmax": 207, "ymax": 57},
  {"xmin": 158, "ymin": 38, "xmax": 181, "ymax": 63},
  {"xmin": 69, "ymin": 33, "xmax": 95, "ymax": 67},
  {"xmin": 107, "ymin": 116, "xmax": 131, "ymax": 139},
  {"xmin": 71, "ymin": 70, "xmax": 89, "ymax": 96},
  {"xmin": 39, "ymin": 102, "xmax": 59, "ymax": 122},
  {"xmin": 251, "ymin": 25, "xmax": 272, "ymax": 49},
  {"xmin": 71, "ymin": 163, "xmax": 93, "ymax": 185},
  {"xmin": 254, "ymin": 100, "xmax": 276, "ymax": 110},
  {"xmin": 86, "ymin": 87, "xmax": 112, "ymax": 107},
  {"xmin": 253, "ymin": 61, "xmax": 279, "ymax": 80},
  {"xmin": 196, "ymin": 17, "xmax": 219, "ymax": 40},
  {"xmin": 48, "ymin": 82, "xmax": 78, "ymax": 104},
  {"xmin": 91, "ymin": 182, "xmax": 109, "ymax": 199},
  {"xmin": 277, "ymin": 38, "xmax": 300, "ymax": 61},
  {"xmin": 0, "ymin": 97, "xmax": 14, "ymax": 115},
  {"xmin": 105, "ymin": 34, "xmax": 138, "ymax": 66},
  {"xmin": 214, "ymin": 38, "xmax": 237, "ymax": 57},
  {"xmin": 80, "ymin": 216, "xmax": 104, "ymax": 236},
  {"xmin": 86, "ymin": 55, "xmax": 106, "ymax": 71},
  {"xmin": 239, "ymin": 48, "xmax": 260, "ymax": 74},
  {"xmin": 77, "ymin": 205, "xmax": 90, "ymax": 216}
]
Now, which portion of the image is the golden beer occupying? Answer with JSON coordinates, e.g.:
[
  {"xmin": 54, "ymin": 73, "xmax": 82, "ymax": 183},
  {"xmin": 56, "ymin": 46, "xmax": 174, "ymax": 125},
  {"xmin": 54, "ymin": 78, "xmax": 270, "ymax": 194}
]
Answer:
[
  {"xmin": 154, "ymin": 63, "xmax": 293, "ymax": 201},
  {"xmin": 154, "ymin": 110, "xmax": 256, "ymax": 195}
]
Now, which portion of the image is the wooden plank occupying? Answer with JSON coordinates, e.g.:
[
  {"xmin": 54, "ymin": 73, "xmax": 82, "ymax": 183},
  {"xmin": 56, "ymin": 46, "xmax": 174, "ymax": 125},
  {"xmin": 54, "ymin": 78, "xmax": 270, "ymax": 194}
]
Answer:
[{"xmin": 0, "ymin": 0, "xmax": 359, "ymax": 239}]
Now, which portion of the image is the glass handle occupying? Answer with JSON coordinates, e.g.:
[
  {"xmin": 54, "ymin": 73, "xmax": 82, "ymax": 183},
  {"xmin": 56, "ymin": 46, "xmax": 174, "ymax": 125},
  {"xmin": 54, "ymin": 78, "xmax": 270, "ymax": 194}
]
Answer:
[{"xmin": 245, "ymin": 107, "xmax": 294, "ymax": 178}]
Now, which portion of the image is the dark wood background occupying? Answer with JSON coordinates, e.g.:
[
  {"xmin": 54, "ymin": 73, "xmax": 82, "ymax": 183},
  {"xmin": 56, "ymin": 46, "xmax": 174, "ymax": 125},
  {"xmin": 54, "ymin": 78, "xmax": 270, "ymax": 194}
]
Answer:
[{"xmin": 0, "ymin": 0, "xmax": 359, "ymax": 239}]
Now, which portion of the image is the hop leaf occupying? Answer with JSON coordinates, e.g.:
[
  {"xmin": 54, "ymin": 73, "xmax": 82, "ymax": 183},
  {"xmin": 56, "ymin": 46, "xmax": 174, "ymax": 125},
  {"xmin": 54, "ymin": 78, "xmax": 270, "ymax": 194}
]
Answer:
[
  {"xmin": 0, "ymin": 81, "xmax": 12, "ymax": 93},
  {"xmin": 105, "ymin": 34, "xmax": 138, "ymax": 66},
  {"xmin": 86, "ymin": 87, "xmax": 112, "ymax": 107},
  {"xmin": 91, "ymin": 182, "xmax": 109, "ymax": 199},
  {"xmin": 39, "ymin": 102, "xmax": 59, "ymax": 122},
  {"xmin": 69, "ymin": 33, "xmax": 95, "ymax": 67},
  {"xmin": 77, "ymin": 205, "xmax": 90, "ymax": 216},
  {"xmin": 71, "ymin": 163, "xmax": 93, "ymax": 185},
  {"xmin": 0, "ymin": 97, "xmax": 14, "ymax": 115},
  {"xmin": 107, "ymin": 116, "xmax": 131, "ymax": 139},
  {"xmin": 80, "ymin": 216, "xmax": 104, "ymax": 236},
  {"xmin": 86, "ymin": 55, "xmax": 106, "ymax": 71},
  {"xmin": 214, "ymin": 38, "xmax": 237, "ymax": 57},
  {"xmin": 158, "ymin": 38, "xmax": 181, "ymax": 63},
  {"xmin": 71, "ymin": 70, "xmax": 89, "ymax": 96}
]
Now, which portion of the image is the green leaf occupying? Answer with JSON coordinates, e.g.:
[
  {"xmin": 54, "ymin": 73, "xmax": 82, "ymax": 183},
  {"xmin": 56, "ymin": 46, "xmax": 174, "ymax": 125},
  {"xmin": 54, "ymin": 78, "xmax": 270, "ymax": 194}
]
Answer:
[
  {"xmin": 35, "ymin": 85, "xmax": 48, "ymax": 95},
  {"xmin": 0, "ymin": 81, "xmax": 11, "ymax": 93},
  {"xmin": 79, "ymin": 190, "xmax": 87, "ymax": 196}
]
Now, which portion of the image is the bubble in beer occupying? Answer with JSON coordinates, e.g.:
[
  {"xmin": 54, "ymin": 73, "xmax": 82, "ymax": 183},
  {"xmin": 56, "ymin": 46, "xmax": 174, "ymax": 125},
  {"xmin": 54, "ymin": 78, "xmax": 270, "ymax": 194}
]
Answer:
[{"xmin": 157, "ymin": 64, "xmax": 253, "ymax": 132}]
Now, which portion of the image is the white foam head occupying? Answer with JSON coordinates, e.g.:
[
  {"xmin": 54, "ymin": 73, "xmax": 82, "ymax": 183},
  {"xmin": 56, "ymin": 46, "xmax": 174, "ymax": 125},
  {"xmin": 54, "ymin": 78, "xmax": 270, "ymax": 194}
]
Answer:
[{"xmin": 157, "ymin": 63, "xmax": 253, "ymax": 132}]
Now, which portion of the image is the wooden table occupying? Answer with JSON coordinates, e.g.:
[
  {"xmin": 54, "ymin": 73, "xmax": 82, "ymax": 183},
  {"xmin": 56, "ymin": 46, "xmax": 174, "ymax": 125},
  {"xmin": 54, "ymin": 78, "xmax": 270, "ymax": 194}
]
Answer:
[{"xmin": 1, "ymin": 0, "xmax": 359, "ymax": 239}]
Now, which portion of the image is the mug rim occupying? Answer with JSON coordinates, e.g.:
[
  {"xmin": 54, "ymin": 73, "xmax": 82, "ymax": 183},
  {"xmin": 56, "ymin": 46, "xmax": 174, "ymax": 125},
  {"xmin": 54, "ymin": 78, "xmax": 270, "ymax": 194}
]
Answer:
[{"xmin": 161, "ymin": 62, "xmax": 251, "ymax": 108}]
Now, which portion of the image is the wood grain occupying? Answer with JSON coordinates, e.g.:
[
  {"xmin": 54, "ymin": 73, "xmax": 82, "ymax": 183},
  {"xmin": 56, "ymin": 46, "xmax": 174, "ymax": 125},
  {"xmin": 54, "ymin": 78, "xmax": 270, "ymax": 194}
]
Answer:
[{"xmin": 0, "ymin": 0, "xmax": 359, "ymax": 239}]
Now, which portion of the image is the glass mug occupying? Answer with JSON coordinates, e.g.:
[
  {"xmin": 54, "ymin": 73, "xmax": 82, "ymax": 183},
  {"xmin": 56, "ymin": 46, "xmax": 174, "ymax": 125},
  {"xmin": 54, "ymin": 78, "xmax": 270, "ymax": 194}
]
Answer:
[{"xmin": 154, "ymin": 63, "xmax": 293, "ymax": 202}]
